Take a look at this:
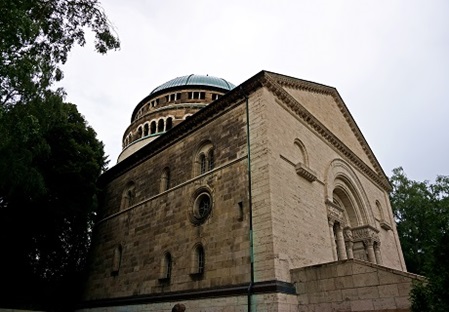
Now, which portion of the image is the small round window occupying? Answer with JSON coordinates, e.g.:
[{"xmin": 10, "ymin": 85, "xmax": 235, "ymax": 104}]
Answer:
[{"xmin": 192, "ymin": 192, "xmax": 212, "ymax": 223}]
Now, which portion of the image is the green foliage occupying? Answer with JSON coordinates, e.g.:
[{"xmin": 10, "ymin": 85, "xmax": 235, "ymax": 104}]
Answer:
[
  {"xmin": 410, "ymin": 280, "xmax": 431, "ymax": 312},
  {"xmin": 0, "ymin": 0, "xmax": 118, "ymax": 309},
  {"xmin": 390, "ymin": 167, "xmax": 449, "ymax": 312},
  {"xmin": 0, "ymin": 92, "xmax": 107, "ymax": 310},
  {"xmin": 0, "ymin": 0, "xmax": 120, "ymax": 106}
]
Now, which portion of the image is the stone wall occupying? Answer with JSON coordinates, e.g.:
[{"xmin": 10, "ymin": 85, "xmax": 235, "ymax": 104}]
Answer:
[
  {"xmin": 291, "ymin": 259, "xmax": 422, "ymax": 312},
  {"xmin": 83, "ymin": 102, "xmax": 251, "ymax": 300},
  {"xmin": 260, "ymin": 84, "xmax": 406, "ymax": 284}
]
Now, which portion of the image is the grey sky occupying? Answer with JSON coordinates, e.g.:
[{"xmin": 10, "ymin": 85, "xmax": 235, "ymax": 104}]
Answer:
[{"xmin": 59, "ymin": 0, "xmax": 449, "ymax": 182}]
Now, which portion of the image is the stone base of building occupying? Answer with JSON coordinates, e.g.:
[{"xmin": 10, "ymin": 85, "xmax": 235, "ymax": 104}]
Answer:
[
  {"xmin": 78, "ymin": 259, "xmax": 422, "ymax": 312},
  {"xmin": 291, "ymin": 259, "xmax": 423, "ymax": 312}
]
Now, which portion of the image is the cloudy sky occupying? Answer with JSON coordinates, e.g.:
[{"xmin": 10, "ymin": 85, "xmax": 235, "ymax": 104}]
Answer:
[{"xmin": 59, "ymin": 0, "xmax": 449, "ymax": 182}]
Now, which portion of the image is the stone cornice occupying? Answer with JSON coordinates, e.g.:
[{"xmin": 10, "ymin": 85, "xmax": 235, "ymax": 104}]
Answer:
[
  {"xmin": 99, "ymin": 72, "xmax": 264, "ymax": 186},
  {"xmin": 260, "ymin": 72, "xmax": 391, "ymax": 192},
  {"xmin": 100, "ymin": 70, "xmax": 391, "ymax": 193}
]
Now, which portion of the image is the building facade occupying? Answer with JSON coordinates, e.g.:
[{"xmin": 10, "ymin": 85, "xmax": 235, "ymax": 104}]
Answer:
[{"xmin": 80, "ymin": 71, "xmax": 419, "ymax": 312}]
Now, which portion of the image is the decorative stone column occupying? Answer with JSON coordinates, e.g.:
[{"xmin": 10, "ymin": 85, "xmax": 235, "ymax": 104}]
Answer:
[
  {"xmin": 328, "ymin": 218, "xmax": 338, "ymax": 260},
  {"xmin": 352, "ymin": 225, "xmax": 380, "ymax": 264},
  {"xmin": 335, "ymin": 223, "xmax": 348, "ymax": 260},
  {"xmin": 326, "ymin": 199, "xmax": 345, "ymax": 261},
  {"xmin": 374, "ymin": 242, "xmax": 383, "ymax": 265},
  {"xmin": 344, "ymin": 228, "xmax": 354, "ymax": 259},
  {"xmin": 364, "ymin": 239, "xmax": 376, "ymax": 263}
]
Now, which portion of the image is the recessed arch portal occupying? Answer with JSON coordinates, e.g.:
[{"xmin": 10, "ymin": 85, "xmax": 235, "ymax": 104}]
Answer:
[
  {"xmin": 325, "ymin": 159, "xmax": 374, "ymax": 226},
  {"xmin": 325, "ymin": 159, "xmax": 380, "ymax": 263}
]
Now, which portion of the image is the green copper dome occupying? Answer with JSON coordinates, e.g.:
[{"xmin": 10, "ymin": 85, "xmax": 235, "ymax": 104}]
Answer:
[{"xmin": 150, "ymin": 74, "xmax": 235, "ymax": 95}]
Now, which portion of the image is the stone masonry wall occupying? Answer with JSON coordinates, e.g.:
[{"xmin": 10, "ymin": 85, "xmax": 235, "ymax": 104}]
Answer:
[
  {"xmin": 83, "ymin": 102, "xmax": 251, "ymax": 301},
  {"xmin": 247, "ymin": 88, "xmax": 277, "ymax": 283},
  {"xmin": 291, "ymin": 259, "xmax": 422, "ymax": 312},
  {"xmin": 259, "ymin": 86, "xmax": 406, "ymax": 284}
]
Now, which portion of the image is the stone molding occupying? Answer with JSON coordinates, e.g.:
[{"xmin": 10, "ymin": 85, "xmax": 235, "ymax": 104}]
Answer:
[
  {"xmin": 96, "ymin": 155, "xmax": 247, "ymax": 225},
  {"xmin": 380, "ymin": 219, "xmax": 393, "ymax": 231},
  {"xmin": 295, "ymin": 162, "xmax": 317, "ymax": 182},
  {"xmin": 78, "ymin": 280, "xmax": 296, "ymax": 309},
  {"xmin": 101, "ymin": 71, "xmax": 390, "ymax": 192},
  {"xmin": 260, "ymin": 72, "xmax": 391, "ymax": 192}
]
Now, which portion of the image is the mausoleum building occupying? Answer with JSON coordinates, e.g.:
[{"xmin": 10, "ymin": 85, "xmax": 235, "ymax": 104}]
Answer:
[{"xmin": 80, "ymin": 71, "xmax": 420, "ymax": 312}]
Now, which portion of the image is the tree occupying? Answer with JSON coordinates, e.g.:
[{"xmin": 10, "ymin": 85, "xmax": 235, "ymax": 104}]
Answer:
[
  {"xmin": 0, "ymin": 0, "xmax": 119, "ymax": 310},
  {"xmin": 390, "ymin": 167, "xmax": 449, "ymax": 312},
  {"xmin": 0, "ymin": 0, "xmax": 120, "ymax": 107},
  {"xmin": 0, "ymin": 92, "xmax": 107, "ymax": 310}
]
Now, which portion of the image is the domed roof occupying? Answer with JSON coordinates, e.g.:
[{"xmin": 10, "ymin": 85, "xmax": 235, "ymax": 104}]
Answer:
[{"xmin": 150, "ymin": 74, "xmax": 235, "ymax": 95}]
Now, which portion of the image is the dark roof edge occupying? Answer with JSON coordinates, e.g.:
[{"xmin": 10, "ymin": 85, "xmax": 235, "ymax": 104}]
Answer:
[{"xmin": 99, "ymin": 70, "xmax": 267, "ymax": 186}]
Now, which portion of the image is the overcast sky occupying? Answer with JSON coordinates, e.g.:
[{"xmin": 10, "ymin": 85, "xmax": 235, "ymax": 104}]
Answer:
[{"xmin": 58, "ymin": 0, "xmax": 449, "ymax": 182}]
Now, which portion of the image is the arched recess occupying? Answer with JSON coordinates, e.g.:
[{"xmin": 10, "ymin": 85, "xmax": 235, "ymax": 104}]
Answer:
[
  {"xmin": 157, "ymin": 119, "xmax": 164, "ymax": 133},
  {"xmin": 325, "ymin": 159, "xmax": 374, "ymax": 226},
  {"xmin": 150, "ymin": 121, "xmax": 157, "ymax": 134},
  {"xmin": 325, "ymin": 159, "xmax": 381, "ymax": 264},
  {"xmin": 137, "ymin": 126, "xmax": 143, "ymax": 138},
  {"xmin": 160, "ymin": 167, "xmax": 170, "ymax": 192},
  {"xmin": 294, "ymin": 138, "xmax": 309, "ymax": 166},
  {"xmin": 375, "ymin": 200, "xmax": 392, "ymax": 231},
  {"xmin": 293, "ymin": 138, "xmax": 316, "ymax": 182},
  {"xmin": 111, "ymin": 244, "xmax": 122, "ymax": 276},
  {"xmin": 333, "ymin": 177, "xmax": 366, "ymax": 227},
  {"xmin": 159, "ymin": 251, "xmax": 172, "ymax": 281},
  {"xmin": 193, "ymin": 141, "xmax": 215, "ymax": 176},
  {"xmin": 166, "ymin": 116, "xmax": 173, "ymax": 131},
  {"xmin": 120, "ymin": 181, "xmax": 136, "ymax": 211},
  {"xmin": 190, "ymin": 243, "xmax": 205, "ymax": 276}
]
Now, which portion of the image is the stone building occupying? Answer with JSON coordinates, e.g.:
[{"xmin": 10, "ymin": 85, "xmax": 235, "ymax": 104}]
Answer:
[{"xmin": 80, "ymin": 71, "xmax": 420, "ymax": 312}]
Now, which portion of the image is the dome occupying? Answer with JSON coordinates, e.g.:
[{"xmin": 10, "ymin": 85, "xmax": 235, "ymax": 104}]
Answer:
[
  {"xmin": 121, "ymin": 73, "xmax": 235, "ymax": 163},
  {"xmin": 150, "ymin": 74, "xmax": 235, "ymax": 95}
]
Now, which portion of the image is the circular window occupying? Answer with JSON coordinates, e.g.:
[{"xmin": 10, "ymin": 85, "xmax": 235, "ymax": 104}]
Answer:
[{"xmin": 192, "ymin": 192, "xmax": 212, "ymax": 223}]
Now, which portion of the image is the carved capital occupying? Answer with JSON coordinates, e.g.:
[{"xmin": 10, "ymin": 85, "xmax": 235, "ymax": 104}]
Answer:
[
  {"xmin": 326, "ymin": 199, "xmax": 344, "ymax": 225},
  {"xmin": 351, "ymin": 225, "xmax": 379, "ymax": 243},
  {"xmin": 343, "ymin": 228, "xmax": 353, "ymax": 241}
]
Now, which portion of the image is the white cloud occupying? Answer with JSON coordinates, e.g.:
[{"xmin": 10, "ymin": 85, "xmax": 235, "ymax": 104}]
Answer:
[{"xmin": 59, "ymin": 0, "xmax": 449, "ymax": 180}]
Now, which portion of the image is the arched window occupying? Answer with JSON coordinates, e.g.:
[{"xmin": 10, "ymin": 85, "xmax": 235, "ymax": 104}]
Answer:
[
  {"xmin": 160, "ymin": 167, "xmax": 170, "ymax": 192},
  {"xmin": 111, "ymin": 245, "xmax": 122, "ymax": 276},
  {"xmin": 159, "ymin": 252, "xmax": 172, "ymax": 281},
  {"xmin": 143, "ymin": 123, "xmax": 149, "ymax": 136},
  {"xmin": 158, "ymin": 119, "xmax": 164, "ymax": 133},
  {"xmin": 195, "ymin": 142, "xmax": 215, "ymax": 176},
  {"xmin": 137, "ymin": 126, "xmax": 143, "ymax": 138},
  {"xmin": 199, "ymin": 154, "xmax": 207, "ymax": 174},
  {"xmin": 166, "ymin": 117, "xmax": 173, "ymax": 131},
  {"xmin": 376, "ymin": 200, "xmax": 392, "ymax": 230},
  {"xmin": 191, "ymin": 244, "xmax": 205, "ymax": 276},
  {"xmin": 208, "ymin": 149, "xmax": 214, "ymax": 170},
  {"xmin": 150, "ymin": 121, "xmax": 156, "ymax": 134},
  {"xmin": 121, "ymin": 182, "xmax": 135, "ymax": 210}
]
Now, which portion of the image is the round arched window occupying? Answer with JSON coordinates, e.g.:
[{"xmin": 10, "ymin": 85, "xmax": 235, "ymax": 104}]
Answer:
[{"xmin": 191, "ymin": 192, "xmax": 212, "ymax": 224}]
